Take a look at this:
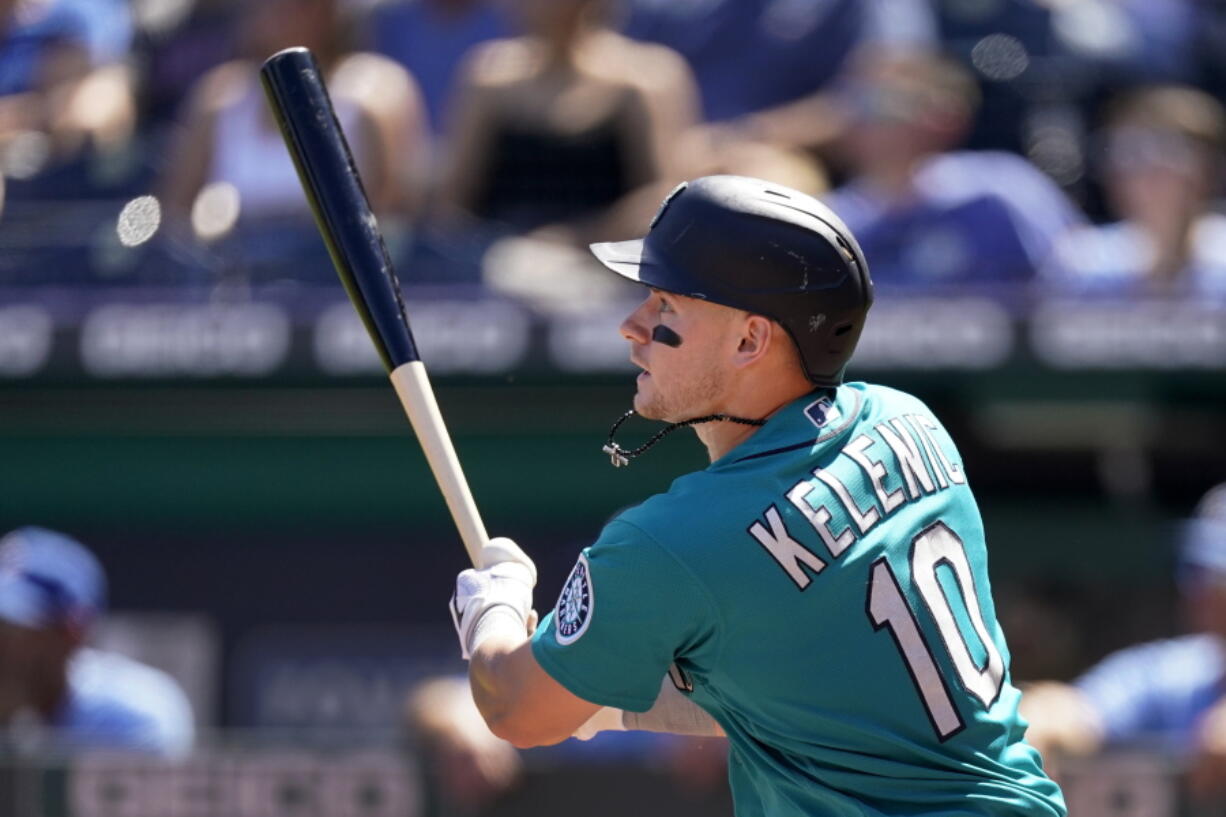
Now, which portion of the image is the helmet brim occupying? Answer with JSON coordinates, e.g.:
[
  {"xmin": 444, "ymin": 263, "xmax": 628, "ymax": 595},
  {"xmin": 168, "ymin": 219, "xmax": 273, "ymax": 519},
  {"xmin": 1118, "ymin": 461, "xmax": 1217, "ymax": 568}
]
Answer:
[
  {"xmin": 589, "ymin": 239, "xmax": 649, "ymax": 283},
  {"xmin": 590, "ymin": 238, "xmax": 710, "ymax": 301}
]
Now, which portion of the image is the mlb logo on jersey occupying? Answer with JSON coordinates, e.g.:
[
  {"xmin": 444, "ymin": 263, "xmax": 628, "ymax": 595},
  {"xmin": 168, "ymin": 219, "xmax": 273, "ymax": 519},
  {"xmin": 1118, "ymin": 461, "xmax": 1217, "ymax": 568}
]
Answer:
[
  {"xmin": 555, "ymin": 554, "xmax": 594, "ymax": 645},
  {"xmin": 804, "ymin": 396, "xmax": 840, "ymax": 429}
]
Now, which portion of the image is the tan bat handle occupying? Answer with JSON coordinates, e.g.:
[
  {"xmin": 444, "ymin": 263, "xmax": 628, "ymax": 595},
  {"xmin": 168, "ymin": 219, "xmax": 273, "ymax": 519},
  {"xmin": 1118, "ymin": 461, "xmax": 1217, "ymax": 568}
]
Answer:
[{"xmin": 389, "ymin": 361, "xmax": 488, "ymax": 566}]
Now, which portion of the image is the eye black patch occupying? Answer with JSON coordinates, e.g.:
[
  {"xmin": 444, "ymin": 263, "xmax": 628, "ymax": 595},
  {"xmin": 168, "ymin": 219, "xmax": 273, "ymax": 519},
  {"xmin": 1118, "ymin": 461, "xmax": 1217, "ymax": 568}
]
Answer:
[{"xmin": 651, "ymin": 325, "xmax": 683, "ymax": 347}]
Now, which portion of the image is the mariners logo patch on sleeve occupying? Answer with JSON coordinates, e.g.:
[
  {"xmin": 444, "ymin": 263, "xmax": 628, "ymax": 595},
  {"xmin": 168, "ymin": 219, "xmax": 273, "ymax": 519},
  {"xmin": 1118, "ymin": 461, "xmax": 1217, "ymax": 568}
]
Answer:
[{"xmin": 555, "ymin": 554, "xmax": 594, "ymax": 645}]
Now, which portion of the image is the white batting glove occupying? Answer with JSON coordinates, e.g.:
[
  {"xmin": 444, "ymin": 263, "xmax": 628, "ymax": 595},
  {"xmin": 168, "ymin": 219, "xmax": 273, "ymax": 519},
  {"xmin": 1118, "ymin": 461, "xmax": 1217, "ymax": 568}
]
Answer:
[{"xmin": 450, "ymin": 537, "xmax": 537, "ymax": 660}]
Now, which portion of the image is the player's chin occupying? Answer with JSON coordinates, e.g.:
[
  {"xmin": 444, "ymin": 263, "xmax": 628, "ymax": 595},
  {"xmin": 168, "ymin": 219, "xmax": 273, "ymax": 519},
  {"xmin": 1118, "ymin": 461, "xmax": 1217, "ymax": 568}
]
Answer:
[{"xmin": 632, "ymin": 387, "xmax": 664, "ymax": 421}]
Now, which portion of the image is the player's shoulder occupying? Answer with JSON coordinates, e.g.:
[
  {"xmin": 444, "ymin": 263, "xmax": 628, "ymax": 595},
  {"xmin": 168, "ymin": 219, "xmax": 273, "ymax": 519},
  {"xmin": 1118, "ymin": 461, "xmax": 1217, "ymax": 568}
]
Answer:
[
  {"xmin": 605, "ymin": 495, "xmax": 686, "ymax": 548},
  {"xmin": 839, "ymin": 382, "xmax": 965, "ymax": 464},
  {"xmin": 600, "ymin": 477, "xmax": 720, "ymax": 563},
  {"xmin": 578, "ymin": 504, "xmax": 716, "ymax": 605},
  {"xmin": 850, "ymin": 380, "xmax": 939, "ymax": 422}
]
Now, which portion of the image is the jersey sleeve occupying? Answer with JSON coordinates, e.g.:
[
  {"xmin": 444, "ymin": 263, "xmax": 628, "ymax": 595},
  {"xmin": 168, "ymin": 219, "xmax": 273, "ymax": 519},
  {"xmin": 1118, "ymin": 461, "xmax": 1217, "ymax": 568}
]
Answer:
[{"xmin": 530, "ymin": 519, "xmax": 719, "ymax": 712}]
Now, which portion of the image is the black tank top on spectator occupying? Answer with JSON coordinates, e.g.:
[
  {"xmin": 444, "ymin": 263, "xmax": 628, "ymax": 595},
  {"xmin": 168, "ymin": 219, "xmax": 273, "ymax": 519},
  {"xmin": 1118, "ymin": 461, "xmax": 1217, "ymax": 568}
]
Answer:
[{"xmin": 472, "ymin": 113, "xmax": 632, "ymax": 232}]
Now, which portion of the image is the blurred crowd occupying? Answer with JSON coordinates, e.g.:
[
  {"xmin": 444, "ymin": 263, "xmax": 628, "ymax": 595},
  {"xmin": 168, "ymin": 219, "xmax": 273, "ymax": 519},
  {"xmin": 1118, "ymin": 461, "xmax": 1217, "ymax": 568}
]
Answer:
[
  {"xmin": 1, "ymin": 0, "xmax": 1225, "ymax": 304},
  {"xmin": 1022, "ymin": 483, "xmax": 1226, "ymax": 809},
  {"xmin": 0, "ymin": 527, "xmax": 193, "ymax": 757}
]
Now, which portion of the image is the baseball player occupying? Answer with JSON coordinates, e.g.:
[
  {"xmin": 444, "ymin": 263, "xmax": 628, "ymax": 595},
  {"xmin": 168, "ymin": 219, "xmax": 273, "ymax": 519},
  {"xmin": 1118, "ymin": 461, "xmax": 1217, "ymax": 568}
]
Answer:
[
  {"xmin": 451, "ymin": 175, "xmax": 1066, "ymax": 815},
  {"xmin": 0, "ymin": 527, "xmax": 194, "ymax": 756}
]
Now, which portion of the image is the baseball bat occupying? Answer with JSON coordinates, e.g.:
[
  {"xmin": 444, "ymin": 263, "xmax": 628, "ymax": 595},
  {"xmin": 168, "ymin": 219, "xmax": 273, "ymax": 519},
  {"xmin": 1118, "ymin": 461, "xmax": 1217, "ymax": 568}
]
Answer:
[{"xmin": 260, "ymin": 46, "xmax": 487, "ymax": 566}]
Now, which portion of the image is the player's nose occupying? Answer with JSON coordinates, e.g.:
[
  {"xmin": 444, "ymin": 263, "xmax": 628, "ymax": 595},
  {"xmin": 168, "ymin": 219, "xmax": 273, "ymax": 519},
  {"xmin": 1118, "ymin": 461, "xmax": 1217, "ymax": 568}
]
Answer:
[{"xmin": 619, "ymin": 298, "xmax": 652, "ymax": 345}]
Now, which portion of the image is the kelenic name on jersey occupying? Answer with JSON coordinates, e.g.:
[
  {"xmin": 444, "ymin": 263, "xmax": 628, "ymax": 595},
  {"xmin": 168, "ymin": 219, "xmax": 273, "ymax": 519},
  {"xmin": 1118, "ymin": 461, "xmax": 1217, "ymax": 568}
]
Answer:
[
  {"xmin": 555, "ymin": 554, "xmax": 594, "ymax": 645},
  {"xmin": 749, "ymin": 411, "xmax": 966, "ymax": 590}
]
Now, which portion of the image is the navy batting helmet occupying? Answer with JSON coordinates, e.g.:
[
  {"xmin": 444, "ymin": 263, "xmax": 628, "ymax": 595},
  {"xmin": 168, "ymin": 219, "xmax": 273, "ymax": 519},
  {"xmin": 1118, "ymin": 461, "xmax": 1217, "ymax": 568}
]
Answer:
[{"xmin": 590, "ymin": 175, "xmax": 873, "ymax": 387}]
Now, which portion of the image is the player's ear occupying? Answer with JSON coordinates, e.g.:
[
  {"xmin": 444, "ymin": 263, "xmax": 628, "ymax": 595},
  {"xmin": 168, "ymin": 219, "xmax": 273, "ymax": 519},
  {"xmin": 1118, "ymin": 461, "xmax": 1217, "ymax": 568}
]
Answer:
[{"xmin": 733, "ymin": 314, "xmax": 774, "ymax": 369}]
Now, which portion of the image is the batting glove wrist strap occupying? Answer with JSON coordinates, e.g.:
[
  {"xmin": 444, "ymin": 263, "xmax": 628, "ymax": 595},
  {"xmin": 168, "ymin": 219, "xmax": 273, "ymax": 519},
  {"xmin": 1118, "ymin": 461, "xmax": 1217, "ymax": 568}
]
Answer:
[
  {"xmin": 451, "ymin": 538, "xmax": 537, "ymax": 660},
  {"xmin": 468, "ymin": 604, "xmax": 530, "ymax": 657}
]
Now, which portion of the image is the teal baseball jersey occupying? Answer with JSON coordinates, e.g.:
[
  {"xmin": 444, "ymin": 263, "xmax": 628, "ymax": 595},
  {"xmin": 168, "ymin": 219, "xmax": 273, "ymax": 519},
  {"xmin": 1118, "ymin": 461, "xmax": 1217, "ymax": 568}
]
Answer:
[{"xmin": 532, "ymin": 382, "xmax": 1065, "ymax": 816}]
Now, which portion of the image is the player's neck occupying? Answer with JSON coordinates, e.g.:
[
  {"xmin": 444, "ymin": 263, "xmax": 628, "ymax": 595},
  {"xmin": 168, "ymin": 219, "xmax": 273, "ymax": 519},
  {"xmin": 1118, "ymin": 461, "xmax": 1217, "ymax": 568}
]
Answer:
[
  {"xmin": 694, "ymin": 421, "xmax": 761, "ymax": 463},
  {"xmin": 694, "ymin": 384, "xmax": 814, "ymax": 463}
]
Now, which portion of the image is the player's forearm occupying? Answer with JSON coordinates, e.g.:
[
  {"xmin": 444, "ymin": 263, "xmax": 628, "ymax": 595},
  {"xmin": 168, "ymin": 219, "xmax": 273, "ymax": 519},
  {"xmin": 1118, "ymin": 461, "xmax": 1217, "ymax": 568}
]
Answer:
[
  {"xmin": 470, "ymin": 633, "xmax": 579, "ymax": 748},
  {"xmin": 469, "ymin": 630, "xmax": 532, "ymax": 734}
]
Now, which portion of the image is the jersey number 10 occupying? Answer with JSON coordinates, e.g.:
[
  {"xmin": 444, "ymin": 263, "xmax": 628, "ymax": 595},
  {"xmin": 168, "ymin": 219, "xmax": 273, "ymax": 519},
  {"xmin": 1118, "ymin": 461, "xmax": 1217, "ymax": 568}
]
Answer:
[{"xmin": 866, "ymin": 521, "xmax": 1005, "ymax": 740}]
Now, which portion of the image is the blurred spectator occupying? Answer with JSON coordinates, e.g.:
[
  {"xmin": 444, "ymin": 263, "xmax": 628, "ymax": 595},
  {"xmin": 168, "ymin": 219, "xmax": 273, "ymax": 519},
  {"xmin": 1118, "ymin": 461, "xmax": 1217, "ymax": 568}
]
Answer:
[
  {"xmin": 934, "ymin": 0, "xmax": 1203, "ymax": 186},
  {"xmin": 823, "ymin": 50, "xmax": 1083, "ymax": 298},
  {"xmin": 620, "ymin": 0, "xmax": 858, "ymax": 177},
  {"xmin": 406, "ymin": 675, "xmax": 732, "ymax": 816},
  {"xmin": 1193, "ymin": 0, "xmax": 1226, "ymax": 106},
  {"xmin": 934, "ymin": 0, "xmax": 1079, "ymax": 158},
  {"xmin": 406, "ymin": 675, "xmax": 522, "ymax": 816},
  {"xmin": 438, "ymin": 0, "xmax": 698, "ymax": 247},
  {"xmin": 618, "ymin": 0, "xmax": 866, "ymax": 127},
  {"xmin": 135, "ymin": 0, "xmax": 244, "ymax": 133},
  {"xmin": 365, "ymin": 0, "xmax": 511, "ymax": 139},
  {"xmin": 619, "ymin": 0, "xmax": 944, "ymax": 200},
  {"xmin": 1022, "ymin": 483, "xmax": 1226, "ymax": 804},
  {"xmin": 1043, "ymin": 85, "xmax": 1226, "ymax": 298},
  {"xmin": 1047, "ymin": 0, "xmax": 1199, "ymax": 89},
  {"xmin": 160, "ymin": 0, "xmax": 426, "ymax": 283},
  {"xmin": 0, "ymin": 527, "xmax": 194, "ymax": 757},
  {"xmin": 0, "ymin": 0, "xmax": 136, "ymax": 177},
  {"xmin": 858, "ymin": 0, "xmax": 940, "ymax": 54},
  {"xmin": 686, "ymin": 137, "xmax": 829, "ymax": 199},
  {"xmin": 930, "ymin": 0, "xmax": 1185, "ymax": 202}
]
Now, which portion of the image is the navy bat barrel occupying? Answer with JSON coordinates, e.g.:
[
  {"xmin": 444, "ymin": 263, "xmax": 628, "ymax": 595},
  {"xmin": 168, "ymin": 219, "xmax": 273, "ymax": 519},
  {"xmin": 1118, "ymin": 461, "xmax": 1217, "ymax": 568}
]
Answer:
[{"xmin": 260, "ymin": 47, "xmax": 419, "ymax": 371}]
